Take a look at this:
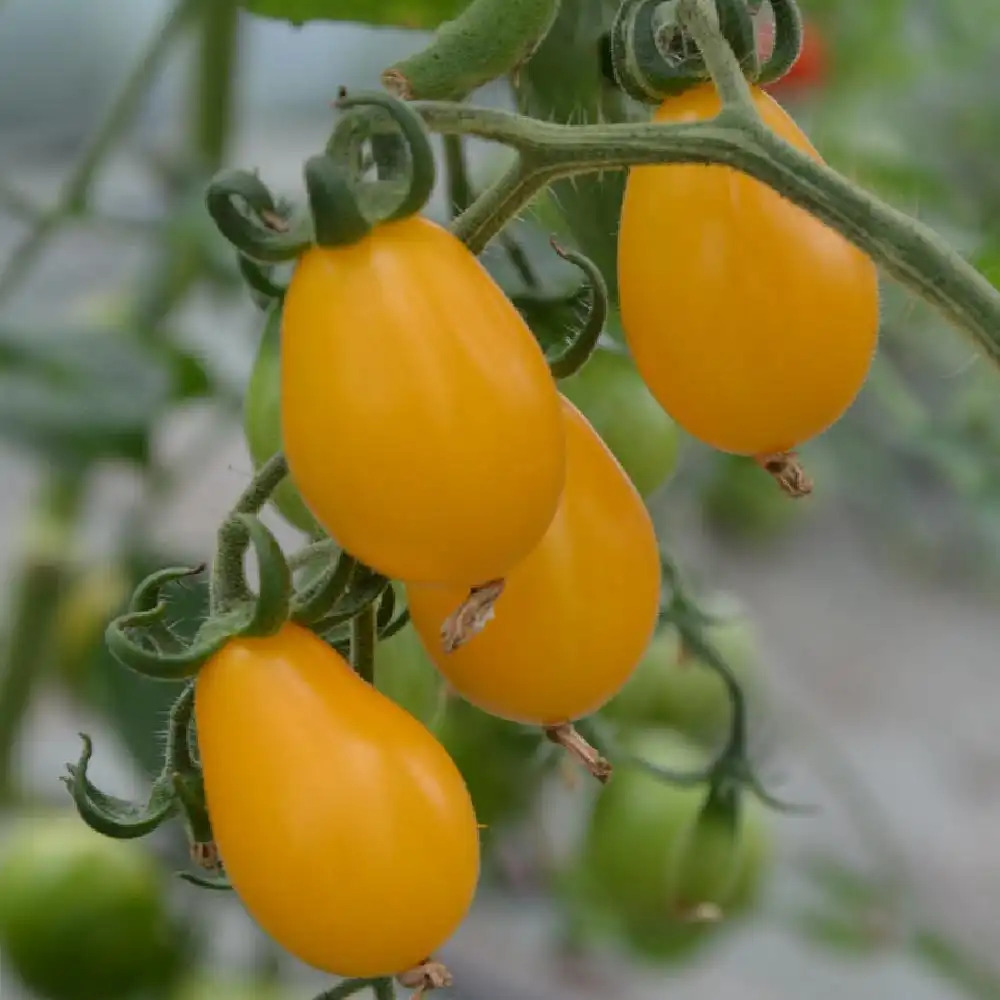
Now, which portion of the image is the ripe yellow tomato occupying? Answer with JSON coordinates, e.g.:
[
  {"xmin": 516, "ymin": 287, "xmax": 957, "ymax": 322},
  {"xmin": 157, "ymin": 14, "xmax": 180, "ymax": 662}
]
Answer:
[
  {"xmin": 281, "ymin": 216, "xmax": 565, "ymax": 586},
  {"xmin": 195, "ymin": 623, "xmax": 480, "ymax": 977},
  {"xmin": 406, "ymin": 397, "xmax": 661, "ymax": 725},
  {"xmin": 618, "ymin": 84, "xmax": 879, "ymax": 456}
]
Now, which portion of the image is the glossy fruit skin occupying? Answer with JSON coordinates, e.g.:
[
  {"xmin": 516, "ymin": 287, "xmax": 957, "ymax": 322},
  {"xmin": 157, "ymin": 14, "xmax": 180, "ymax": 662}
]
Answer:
[
  {"xmin": 0, "ymin": 815, "xmax": 182, "ymax": 1000},
  {"xmin": 195, "ymin": 622, "xmax": 480, "ymax": 977},
  {"xmin": 602, "ymin": 616, "xmax": 761, "ymax": 745},
  {"xmin": 406, "ymin": 397, "xmax": 660, "ymax": 725},
  {"xmin": 618, "ymin": 84, "xmax": 878, "ymax": 456},
  {"xmin": 244, "ymin": 305, "xmax": 322, "ymax": 535},
  {"xmin": 559, "ymin": 347, "xmax": 680, "ymax": 496},
  {"xmin": 281, "ymin": 216, "xmax": 565, "ymax": 586},
  {"xmin": 576, "ymin": 730, "xmax": 771, "ymax": 959}
]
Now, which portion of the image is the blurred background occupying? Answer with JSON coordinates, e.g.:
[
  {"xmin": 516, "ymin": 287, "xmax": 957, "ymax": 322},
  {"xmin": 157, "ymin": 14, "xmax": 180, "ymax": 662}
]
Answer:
[{"xmin": 0, "ymin": 1, "xmax": 999, "ymax": 998}]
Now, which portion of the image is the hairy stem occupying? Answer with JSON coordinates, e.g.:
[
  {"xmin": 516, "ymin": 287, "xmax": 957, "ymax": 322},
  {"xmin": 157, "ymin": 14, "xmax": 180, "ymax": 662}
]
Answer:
[{"xmin": 415, "ymin": 103, "xmax": 1000, "ymax": 366}]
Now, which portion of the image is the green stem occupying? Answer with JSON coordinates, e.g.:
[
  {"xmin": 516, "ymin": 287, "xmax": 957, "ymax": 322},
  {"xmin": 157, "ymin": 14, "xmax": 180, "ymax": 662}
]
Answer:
[
  {"xmin": 350, "ymin": 605, "xmax": 377, "ymax": 685},
  {"xmin": 382, "ymin": 0, "xmax": 560, "ymax": 101},
  {"xmin": 0, "ymin": 472, "xmax": 87, "ymax": 802},
  {"xmin": 443, "ymin": 134, "xmax": 473, "ymax": 217},
  {"xmin": 314, "ymin": 978, "xmax": 380, "ymax": 1000},
  {"xmin": 0, "ymin": 0, "xmax": 197, "ymax": 303},
  {"xmin": 412, "ymin": 103, "xmax": 1000, "ymax": 367},
  {"xmin": 192, "ymin": 0, "xmax": 241, "ymax": 172},
  {"xmin": 911, "ymin": 929, "xmax": 1000, "ymax": 1000}
]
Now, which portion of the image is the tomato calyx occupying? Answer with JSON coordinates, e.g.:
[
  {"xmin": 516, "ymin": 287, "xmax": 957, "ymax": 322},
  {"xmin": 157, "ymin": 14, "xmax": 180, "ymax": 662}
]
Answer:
[
  {"xmin": 440, "ymin": 579, "xmax": 505, "ymax": 653},
  {"xmin": 754, "ymin": 450, "xmax": 814, "ymax": 497},
  {"xmin": 545, "ymin": 723, "xmax": 613, "ymax": 784},
  {"xmin": 396, "ymin": 958, "xmax": 454, "ymax": 998},
  {"xmin": 604, "ymin": 0, "xmax": 758, "ymax": 103},
  {"xmin": 602, "ymin": 0, "xmax": 805, "ymax": 102}
]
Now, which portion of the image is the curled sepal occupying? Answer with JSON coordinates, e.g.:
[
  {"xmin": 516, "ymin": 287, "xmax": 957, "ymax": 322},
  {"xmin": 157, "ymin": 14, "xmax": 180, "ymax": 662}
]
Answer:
[
  {"xmin": 172, "ymin": 770, "xmax": 220, "ymax": 871},
  {"xmin": 304, "ymin": 155, "xmax": 372, "ymax": 249},
  {"xmin": 310, "ymin": 568, "xmax": 390, "ymax": 633},
  {"xmin": 205, "ymin": 169, "xmax": 313, "ymax": 263},
  {"xmin": 62, "ymin": 734, "xmax": 176, "ymax": 839},
  {"xmin": 332, "ymin": 90, "xmax": 438, "ymax": 224},
  {"xmin": 608, "ymin": 0, "xmax": 757, "ymax": 103},
  {"xmin": 178, "ymin": 871, "xmax": 233, "ymax": 891},
  {"xmin": 379, "ymin": 606, "xmax": 411, "ymax": 641},
  {"xmin": 292, "ymin": 549, "xmax": 357, "ymax": 625},
  {"xmin": 544, "ymin": 242, "xmax": 609, "ymax": 380},
  {"xmin": 237, "ymin": 254, "xmax": 287, "ymax": 309},
  {"xmin": 227, "ymin": 513, "xmax": 292, "ymax": 638},
  {"xmin": 755, "ymin": 0, "xmax": 805, "ymax": 85}
]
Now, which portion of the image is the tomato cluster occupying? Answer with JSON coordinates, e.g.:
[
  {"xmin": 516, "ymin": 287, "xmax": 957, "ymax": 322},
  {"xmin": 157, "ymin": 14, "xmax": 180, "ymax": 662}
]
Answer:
[{"xmin": 60, "ymin": 43, "xmax": 882, "ymax": 986}]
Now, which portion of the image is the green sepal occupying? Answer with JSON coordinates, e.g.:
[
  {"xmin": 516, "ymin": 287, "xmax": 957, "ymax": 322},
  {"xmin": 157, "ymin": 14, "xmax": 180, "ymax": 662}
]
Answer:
[
  {"xmin": 105, "ymin": 606, "xmax": 229, "ymax": 681},
  {"xmin": 378, "ymin": 606, "xmax": 411, "ymax": 641},
  {"xmin": 544, "ymin": 243, "xmax": 609, "ymax": 379},
  {"xmin": 755, "ymin": 0, "xmax": 805, "ymax": 85},
  {"xmin": 237, "ymin": 253, "xmax": 287, "ymax": 307},
  {"xmin": 205, "ymin": 169, "xmax": 313, "ymax": 263},
  {"xmin": 375, "ymin": 583, "xmax": 397, "ymax": 633},
  {"xmin": 229, "ymin": 512, "xmax": 292, "ymax": 637},
  {"xmin": 669, "ymin": 781, "xmax": 744, "ymax": 911},
  {"xmin": 333, "ymin": 90, "xmax": 438, "ymax": 223},
  {"xmin": 292, "ymin": 550, "xmax": 357, "ymax": 624},
  {"xmin": 310, "ymin": 569, "xmax": 390, "ymax": 632},
  {"xmin": 107, "ymin": 516, "xmax": 292, "ymax": 681},
  {"xmin": 62, "ymin": 733, "xmax": 176, "ymax": 839},
  {"xmin": 304, "ymin": 155, "xmax": 372, "ymax": 248}
]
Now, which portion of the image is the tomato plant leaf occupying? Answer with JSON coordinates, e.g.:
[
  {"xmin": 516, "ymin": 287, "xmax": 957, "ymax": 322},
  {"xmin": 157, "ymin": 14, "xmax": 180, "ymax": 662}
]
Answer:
[
  {"xmin": 0, "ymin": 326, "xmax": 173, "ymax": 465},
  {"xmin": 241, "ymin": 0, "xmax": 468, "ymax": 28}
]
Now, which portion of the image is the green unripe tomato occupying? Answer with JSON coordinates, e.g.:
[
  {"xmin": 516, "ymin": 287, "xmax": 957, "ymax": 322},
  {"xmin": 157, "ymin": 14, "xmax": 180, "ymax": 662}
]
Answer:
[
  {"xmin": 243, "ymin": 305, "xmax": 322, "ymax": 535},
  {"xmin": 575, "ymin": 730, "xmax": 772, "ymax": 960},
  {"xmin": 0, "ymin": 815, "xmax": 182, "ymax": 1000},
  {"xmin": 602, "ymin": 613, "xmax": 761, "ymax": 744},
  {"xmin": 700, "ymin": 453, "xmax": 801, "ymax": 543},
  {"xmin": 560, "ymin": 347, "xmax": 680, "ymax": 497}
]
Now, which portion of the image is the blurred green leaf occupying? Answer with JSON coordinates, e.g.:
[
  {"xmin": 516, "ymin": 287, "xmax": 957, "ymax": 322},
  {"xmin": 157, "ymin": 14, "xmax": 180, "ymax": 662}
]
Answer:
[
  {"xmin": 0, "ymin": 327, "xmax": 174, "ymax": 465},
  {"xmin": 241, "ymin": 0, "xmax": 467, "ymax": 28}
]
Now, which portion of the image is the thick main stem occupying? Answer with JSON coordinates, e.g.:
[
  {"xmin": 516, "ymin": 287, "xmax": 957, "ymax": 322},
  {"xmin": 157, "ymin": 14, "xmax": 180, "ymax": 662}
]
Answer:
[
  {"xmin": 0, "ymin": 472, "xmax": 87, "ymax": 801},
  {"xmin": 415, "ymin": 104, "xmax": 1000, "ymax": 367}
]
